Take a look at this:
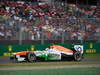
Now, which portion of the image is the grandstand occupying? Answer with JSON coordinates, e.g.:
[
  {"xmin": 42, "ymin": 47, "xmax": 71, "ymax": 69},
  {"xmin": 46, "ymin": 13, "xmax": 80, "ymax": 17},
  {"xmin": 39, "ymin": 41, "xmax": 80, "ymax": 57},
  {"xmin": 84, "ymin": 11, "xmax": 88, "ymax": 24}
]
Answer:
[{"xmin": 0, "ymin": 0, "xmax": 100, "ymax": 44}]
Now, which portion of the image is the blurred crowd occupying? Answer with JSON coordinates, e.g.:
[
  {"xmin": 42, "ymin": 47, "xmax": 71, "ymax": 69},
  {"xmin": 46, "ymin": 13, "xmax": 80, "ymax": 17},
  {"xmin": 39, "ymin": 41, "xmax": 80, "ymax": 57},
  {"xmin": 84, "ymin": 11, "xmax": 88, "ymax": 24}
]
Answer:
[{"xmin": 0, "ymin": 1, "xmax": 100, "ymax": 41}]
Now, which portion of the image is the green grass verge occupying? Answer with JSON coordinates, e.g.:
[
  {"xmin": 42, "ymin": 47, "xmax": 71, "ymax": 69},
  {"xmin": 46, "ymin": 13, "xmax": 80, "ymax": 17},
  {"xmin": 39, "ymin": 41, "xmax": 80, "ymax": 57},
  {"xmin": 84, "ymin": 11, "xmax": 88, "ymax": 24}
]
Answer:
[
  {"xmin": 0, "ymin": 62, "xmax": 100, "ymax": 67},
  {"xmin": 0, "ymin": 67, "xmax": 100, "ymax": 75}
]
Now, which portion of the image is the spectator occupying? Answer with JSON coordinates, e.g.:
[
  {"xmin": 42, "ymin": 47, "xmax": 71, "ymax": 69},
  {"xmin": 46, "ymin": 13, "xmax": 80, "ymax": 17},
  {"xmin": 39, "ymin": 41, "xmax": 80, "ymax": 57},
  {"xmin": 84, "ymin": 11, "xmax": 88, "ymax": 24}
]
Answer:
[{"xmin": 0, "ymin": 1, "xmax": 99, "ymax": 42}]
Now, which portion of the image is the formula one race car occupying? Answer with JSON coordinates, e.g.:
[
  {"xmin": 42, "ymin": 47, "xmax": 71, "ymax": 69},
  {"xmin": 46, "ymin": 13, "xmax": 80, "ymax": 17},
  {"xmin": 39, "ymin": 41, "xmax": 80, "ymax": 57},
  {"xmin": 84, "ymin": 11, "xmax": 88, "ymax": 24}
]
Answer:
[{"xmin": 10, "ymin": 45, "xmax": 84, "ymax": 62}]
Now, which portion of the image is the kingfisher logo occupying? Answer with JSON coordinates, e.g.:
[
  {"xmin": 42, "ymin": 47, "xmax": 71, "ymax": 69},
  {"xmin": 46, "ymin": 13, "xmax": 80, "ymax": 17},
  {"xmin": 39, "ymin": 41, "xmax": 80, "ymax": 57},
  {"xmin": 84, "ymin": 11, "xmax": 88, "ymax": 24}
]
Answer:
[{"xmin": 86, "ymin": 43, "xmax": 96, "ymax": 53}]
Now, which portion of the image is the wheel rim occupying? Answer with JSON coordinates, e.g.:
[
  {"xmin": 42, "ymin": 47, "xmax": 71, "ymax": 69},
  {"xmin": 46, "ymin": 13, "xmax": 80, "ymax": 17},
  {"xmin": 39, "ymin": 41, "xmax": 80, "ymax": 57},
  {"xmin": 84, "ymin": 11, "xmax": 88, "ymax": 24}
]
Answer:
[
  {"xmin": 30, "ymin": 54, "xmax": 35, "ymax": 61},
  {"xmin": 74, "ymin": 52, "xmax": 82, "ymax": 61}
]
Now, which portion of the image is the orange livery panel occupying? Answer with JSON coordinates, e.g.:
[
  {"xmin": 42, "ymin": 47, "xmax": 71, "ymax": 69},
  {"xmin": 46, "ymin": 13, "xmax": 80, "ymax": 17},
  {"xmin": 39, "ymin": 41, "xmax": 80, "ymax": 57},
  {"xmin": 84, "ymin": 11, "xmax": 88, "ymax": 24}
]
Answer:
[{"xmin": 15, "ymin": 51, "xmax": 30, "ymax": 56}]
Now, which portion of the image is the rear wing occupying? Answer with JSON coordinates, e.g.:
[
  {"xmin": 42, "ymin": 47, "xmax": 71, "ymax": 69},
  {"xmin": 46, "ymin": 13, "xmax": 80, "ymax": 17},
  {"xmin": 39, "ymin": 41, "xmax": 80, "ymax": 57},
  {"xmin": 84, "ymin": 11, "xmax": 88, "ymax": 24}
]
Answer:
[{"xmin": 74, "ymin": 45, "xmax": 84, "ymax": 54}]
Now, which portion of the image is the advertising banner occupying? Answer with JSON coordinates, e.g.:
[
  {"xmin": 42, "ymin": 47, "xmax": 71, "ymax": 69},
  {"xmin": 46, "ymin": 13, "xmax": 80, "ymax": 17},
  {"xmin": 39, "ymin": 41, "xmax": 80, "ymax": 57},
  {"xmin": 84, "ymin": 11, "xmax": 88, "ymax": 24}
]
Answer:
[{"xmin": 0, "ymin": 43, "xmax": 100, "ymax": 56}]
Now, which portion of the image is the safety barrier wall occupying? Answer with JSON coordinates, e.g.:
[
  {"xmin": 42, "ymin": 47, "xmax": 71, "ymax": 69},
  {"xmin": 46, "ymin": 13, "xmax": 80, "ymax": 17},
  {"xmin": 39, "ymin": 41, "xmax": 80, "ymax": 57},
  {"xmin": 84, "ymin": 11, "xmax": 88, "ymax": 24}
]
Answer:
[{"xmin": 0, "ymin": 43, "xmax": 100, "ymax": 56}]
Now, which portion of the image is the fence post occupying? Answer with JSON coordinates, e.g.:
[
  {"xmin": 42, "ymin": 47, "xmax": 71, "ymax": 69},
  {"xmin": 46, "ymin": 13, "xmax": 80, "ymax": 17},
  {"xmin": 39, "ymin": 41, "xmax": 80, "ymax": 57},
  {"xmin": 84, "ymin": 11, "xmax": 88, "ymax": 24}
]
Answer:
[
  {"xmin": 19, "ymin": 27, "xmax": 23, "ymax": 45},
  {"xmin": 41, "ymin": 30, "xmax": 44, "ymax": 44},
  {"xmin": 61, "ymin": 32, "xmax": 65, "ymax": 44}
]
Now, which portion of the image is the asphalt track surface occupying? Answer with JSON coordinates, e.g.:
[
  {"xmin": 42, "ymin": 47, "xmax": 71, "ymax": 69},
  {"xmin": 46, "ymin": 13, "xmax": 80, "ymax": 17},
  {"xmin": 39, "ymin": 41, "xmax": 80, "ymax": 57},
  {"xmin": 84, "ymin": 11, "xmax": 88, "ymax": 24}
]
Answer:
[
  {"xmin": 0, "ymin": 57, "xmax": 100, "ymax": 64},
  {"xmin": 0, "ymin": 57, "xmax": 100, "ymax": 70}
]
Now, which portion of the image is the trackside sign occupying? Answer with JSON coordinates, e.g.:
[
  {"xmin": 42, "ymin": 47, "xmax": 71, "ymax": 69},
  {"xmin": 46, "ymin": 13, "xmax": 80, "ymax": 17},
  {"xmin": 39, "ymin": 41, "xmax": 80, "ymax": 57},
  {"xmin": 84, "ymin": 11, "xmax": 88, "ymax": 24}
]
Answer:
[{"xmin": 0, "ymin": 43, "xmax": 99, "ymax": 56}]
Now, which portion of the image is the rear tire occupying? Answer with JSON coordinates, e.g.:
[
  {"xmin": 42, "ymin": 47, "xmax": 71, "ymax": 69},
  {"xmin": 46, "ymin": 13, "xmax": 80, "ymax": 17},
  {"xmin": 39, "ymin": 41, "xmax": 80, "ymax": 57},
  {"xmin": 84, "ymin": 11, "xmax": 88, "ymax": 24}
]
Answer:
[
  {"xmin": 73, "ymin": 51, "xmax": 82, "ymax": 61},
  {"xmin": 27, "ymin": 52, "xmax": 36, "ymax": 62}
]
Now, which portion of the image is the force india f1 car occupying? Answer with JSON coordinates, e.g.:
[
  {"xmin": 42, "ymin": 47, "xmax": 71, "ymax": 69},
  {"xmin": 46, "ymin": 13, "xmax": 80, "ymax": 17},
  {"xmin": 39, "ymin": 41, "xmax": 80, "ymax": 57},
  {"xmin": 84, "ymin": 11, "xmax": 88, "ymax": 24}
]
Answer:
[{"xmin": 10, "ymin": 45, "xmax": 84, "ymax": 62}]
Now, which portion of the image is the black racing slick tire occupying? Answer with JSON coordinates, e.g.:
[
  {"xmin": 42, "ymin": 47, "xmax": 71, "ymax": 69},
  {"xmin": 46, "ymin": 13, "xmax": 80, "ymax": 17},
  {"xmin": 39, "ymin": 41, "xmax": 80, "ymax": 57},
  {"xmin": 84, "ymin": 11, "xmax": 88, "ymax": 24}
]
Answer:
[
  {"xmin": 27, "ymin": 52, "xmax": 36, "ymax": 62},
  {"xmin": 73, "ymin": 51, "xmax": 82, "ymax": 61}
]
